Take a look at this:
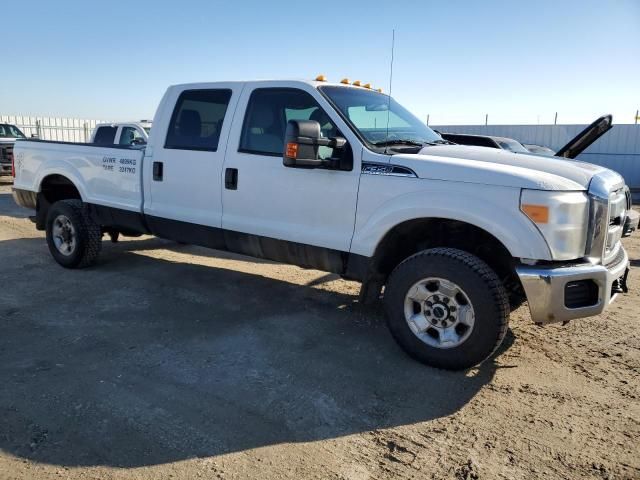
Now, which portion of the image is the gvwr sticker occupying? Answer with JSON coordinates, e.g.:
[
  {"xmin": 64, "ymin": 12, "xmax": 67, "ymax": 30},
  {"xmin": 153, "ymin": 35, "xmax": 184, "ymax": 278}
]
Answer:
[{"xmin": 102, "ymin": 156, "xmax": 136, "ymax": 174}]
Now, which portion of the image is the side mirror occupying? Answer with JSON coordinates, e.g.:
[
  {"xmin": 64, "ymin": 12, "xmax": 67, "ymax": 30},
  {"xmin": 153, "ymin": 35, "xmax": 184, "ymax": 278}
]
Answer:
[
  {"xmin": 283, "ymin": 120, "xmax": 346, "ymax": 169},
  {"xmin": 131, "ymin": 138, "xmax": 147, "ymax": 146}
]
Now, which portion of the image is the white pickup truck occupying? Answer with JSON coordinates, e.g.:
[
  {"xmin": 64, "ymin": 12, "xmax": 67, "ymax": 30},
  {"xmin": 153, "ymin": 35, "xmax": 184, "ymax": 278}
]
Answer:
[{"xmin": 11, "ymin": 78, "xmax": 630, "ymax": 370}]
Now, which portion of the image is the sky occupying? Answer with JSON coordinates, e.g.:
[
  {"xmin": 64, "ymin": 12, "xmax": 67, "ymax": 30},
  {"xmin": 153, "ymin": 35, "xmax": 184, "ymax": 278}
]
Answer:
[{"xmin": 1, "ymin": 0, "xmax": 639, "ymax": 125}]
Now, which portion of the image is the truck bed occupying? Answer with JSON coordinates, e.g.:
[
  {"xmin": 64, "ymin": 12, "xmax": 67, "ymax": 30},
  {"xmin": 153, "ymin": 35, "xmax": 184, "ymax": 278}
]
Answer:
[{"xmin": 12, "ymin": 139, "xmax": 145, "ymax": 213}]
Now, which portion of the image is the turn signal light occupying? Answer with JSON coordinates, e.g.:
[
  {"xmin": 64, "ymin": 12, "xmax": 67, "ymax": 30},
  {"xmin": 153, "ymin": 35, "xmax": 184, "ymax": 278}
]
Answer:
[
  {"xmin": 286, "ymin": 142, "xmax": 298, "ymax": 159},
  {"xmin": 521, "ymin": 204, "xmax": 549, "ymax": 224}
]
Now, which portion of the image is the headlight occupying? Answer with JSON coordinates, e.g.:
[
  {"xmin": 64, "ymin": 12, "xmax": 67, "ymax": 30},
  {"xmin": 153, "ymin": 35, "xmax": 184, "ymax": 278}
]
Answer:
[{"xmin": 520, "ymin": 189, "xmax": 588, "ymax": 260}]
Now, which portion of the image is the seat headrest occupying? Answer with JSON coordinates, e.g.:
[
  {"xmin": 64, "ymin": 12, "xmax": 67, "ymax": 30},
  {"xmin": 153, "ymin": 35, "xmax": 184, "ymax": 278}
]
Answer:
[
  {"xmin": 252, "ymin": 106, "xmax": 275, "ymax": 128},
  {"xmin": 310, "ymin": 108, "xmax": 330, "ymax": 126},
  {"xmin": 179, "ymin": 109, "xmax": 202, "ymax": 137}
]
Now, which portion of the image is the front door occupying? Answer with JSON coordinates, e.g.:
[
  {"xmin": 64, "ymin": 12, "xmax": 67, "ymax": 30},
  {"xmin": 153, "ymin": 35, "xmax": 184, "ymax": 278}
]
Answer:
[{"xmin": 221, "ymin": 84, "xmax": 361, "ymax": 253}]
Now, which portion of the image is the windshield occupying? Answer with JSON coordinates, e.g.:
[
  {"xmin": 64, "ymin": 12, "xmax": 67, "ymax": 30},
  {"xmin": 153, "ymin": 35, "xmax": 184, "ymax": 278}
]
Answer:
[
  {"xmin": 496, "ymin": 138, "xmax": 529, "ymax": 153},
  {"xmin": 319, "ymin": 86, "xmax": 441, "ymax": 149},
  {"xmin": 0, "ymin": 124, "xmax": 26, "ymax": 138}
]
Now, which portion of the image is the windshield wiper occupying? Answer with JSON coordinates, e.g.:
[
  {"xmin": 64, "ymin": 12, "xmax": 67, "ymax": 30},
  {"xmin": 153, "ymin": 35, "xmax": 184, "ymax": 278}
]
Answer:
[{"xmin": 373, "ymin": 139, "xmax": 425, "ymax": 148}]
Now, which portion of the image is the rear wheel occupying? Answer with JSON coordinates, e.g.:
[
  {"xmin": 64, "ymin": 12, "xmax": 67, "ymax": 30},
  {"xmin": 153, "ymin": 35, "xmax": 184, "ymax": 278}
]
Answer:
[
  {"xmin": 46, "ymin": 199, "xmax": 102, "ymax": 268},
  {"xmin": 384, "ymin": 248, "xmax": 509, "ymax": 370}
]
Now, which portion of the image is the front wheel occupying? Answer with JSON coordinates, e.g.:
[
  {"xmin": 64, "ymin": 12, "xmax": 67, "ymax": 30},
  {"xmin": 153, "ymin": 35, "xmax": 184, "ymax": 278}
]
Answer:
[
  {"xmin": 384, "ymin": 248, "xmax": 509, "ymax": 370},
  {"xmin": 45, "ymin": 199, "xmax": 102, "ymax": 268}
]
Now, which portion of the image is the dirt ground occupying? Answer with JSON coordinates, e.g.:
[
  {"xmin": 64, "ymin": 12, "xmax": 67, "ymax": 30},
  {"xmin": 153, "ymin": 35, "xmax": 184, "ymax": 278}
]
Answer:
[{"xmin": 0, "ymin": 178, "xmax": 638, "ymax": 480}]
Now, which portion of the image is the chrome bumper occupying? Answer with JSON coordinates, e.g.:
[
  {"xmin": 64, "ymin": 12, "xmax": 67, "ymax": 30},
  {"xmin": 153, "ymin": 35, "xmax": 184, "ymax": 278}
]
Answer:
[{"xmin": 516, "ymin": 246, "xmax": 629, "ymax": 325}]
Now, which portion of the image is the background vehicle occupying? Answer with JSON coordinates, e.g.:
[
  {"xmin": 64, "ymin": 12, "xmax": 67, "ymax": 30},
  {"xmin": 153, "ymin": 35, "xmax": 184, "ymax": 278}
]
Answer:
[
  {"xmin": 11, "ymin": 79, "xmax": 631, "ymax": 371},
  {"xmin": 90, "ymin": 121, "xmax": 151, "ymax": 146},
  {"xmin": 524, "ymin": 143, "xmax": 555, "ymax": 156},
  {"xmin": 440, "ymin": 132, "xmax": 531, "ymax": 153},
  {"xmin": 0, "ymin": 123, "xmax": 26, "ymax": 176}
]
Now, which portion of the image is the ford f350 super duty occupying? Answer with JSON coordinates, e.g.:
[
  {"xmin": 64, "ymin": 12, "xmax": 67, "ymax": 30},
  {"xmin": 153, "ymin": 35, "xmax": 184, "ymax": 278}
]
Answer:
[{"xmin": 11, "ymin": 78, "xmax": 630, "ymax": 370}]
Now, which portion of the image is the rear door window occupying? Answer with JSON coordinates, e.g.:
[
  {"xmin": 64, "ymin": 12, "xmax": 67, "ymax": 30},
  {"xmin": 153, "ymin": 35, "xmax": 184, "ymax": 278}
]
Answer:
[
  {"xmin": 93, "ymin": 126, "xmax": 117, "ymax": 145},
  {"xmin": 165, "ymin": 89, "xmax": 232, "ymax": 151}
]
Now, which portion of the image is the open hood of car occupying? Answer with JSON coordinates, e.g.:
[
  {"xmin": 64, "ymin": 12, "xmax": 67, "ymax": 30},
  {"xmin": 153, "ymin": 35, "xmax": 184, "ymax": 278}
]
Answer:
[{"xmin": 555, "ymin": 115, "xmax": 612, "ymax": 159}]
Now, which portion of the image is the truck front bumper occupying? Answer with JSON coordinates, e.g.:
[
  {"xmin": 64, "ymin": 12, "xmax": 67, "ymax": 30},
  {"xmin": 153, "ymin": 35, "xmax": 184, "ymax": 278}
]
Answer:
[{"xmin": 515, "ymin": 246, "xmax": 629, "ymax": 325}]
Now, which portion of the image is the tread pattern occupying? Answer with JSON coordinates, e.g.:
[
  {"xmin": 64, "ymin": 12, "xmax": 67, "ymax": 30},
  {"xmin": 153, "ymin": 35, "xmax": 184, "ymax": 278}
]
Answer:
[
  {"xmin": 59, "ymin": 199, "xmax": 102, "ymax": 268},
  {"xmin": 386, "ymin": 247, "xmax": 510, "ymax": 367}
]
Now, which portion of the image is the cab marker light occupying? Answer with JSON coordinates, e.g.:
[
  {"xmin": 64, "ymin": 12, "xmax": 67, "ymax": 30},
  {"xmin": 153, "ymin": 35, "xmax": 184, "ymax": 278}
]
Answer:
[
  {"xmin": 364, "ymin": 83, "xmax": 372, "ymax": 89},
  {"xmin": 377, "ymin": 88, "xmax": 383, "ymax": 93},
  {"xmin": 352, "ymin": 80, "xmax": 361, "ymax": 86},
  {"xmin": 340, "ymin": 78, "xmax": 350, "ymax": 84},
  {"xmin": 521, "ymin": 204, "xmax": 549, "ymax": 224},
  {"xmin": 315, "ymin": 74, "xmax": 327, "ymax": 82}
]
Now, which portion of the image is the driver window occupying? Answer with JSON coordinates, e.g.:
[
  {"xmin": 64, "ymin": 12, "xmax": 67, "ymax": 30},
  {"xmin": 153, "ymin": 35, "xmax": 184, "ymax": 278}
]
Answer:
[{"xmin": 240, "ymin": 88, "xmax": 339, "ymax": 159}]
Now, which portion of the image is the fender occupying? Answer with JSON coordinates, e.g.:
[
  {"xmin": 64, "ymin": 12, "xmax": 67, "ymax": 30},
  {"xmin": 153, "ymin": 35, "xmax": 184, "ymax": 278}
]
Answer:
[
  {"xmin": 35, "ymin": 162, "xmax": 88, "ymax": 201},
  {"xmin": 351, "ymin": 176, "xmax": 553, "ymax": 261}
]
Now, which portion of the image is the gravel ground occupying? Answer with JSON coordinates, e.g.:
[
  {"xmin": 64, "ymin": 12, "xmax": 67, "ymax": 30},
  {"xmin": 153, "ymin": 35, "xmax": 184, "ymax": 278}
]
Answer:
[{"xmin": 0, "ymin": 178, "xmax": 638, "ymax": 480}]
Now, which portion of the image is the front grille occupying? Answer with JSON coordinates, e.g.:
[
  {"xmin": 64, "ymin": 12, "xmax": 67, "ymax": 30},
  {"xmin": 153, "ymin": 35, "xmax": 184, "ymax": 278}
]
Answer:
[
  {"xmin": 604, "ymin": 188, "xmax": 626, "ymax": 263},
  {"xmin": 0, "ymin": 144, "xmax": 13, "ymax": 164}
]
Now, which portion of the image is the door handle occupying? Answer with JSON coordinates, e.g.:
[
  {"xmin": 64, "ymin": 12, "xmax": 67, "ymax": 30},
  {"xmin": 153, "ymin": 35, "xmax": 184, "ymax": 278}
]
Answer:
[
  {"xmin": 225, "ymin": 168, "xmax": 238, "ymax": 190},
  {"xmin": 153, "ymin": 161, "xmax": 163, "ymax": 181}
]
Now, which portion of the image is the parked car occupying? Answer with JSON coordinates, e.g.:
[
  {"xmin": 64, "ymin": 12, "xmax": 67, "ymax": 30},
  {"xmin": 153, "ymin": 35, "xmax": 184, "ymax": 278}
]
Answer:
[
  {"xmin": 524, "ymin": 144, "xmax": 555, "ymax": 156},
  {"xmin": 11, "ymin": 78, "xmax": 631, "ymax": 370},
  {"xmin": 0, "ymin": 123, "xmax": 26, "ymax": 176},
  {"xmin": 440, "ymin": 133, "xmax": 531, "ymax": 153},
  {"xmin": 91, "ymin": 121, "xmax": 151, "ymax": 146}
]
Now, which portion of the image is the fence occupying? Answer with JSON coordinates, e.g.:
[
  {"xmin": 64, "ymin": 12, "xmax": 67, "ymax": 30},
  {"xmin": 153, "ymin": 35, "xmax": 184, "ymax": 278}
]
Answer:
[
  {"xmin": 0, "ymin": 115, "xmax": 114, "ymax": 143},
  {"xmin": 433, "ymin": 124, "xmax": 640, "ymax": 195}
]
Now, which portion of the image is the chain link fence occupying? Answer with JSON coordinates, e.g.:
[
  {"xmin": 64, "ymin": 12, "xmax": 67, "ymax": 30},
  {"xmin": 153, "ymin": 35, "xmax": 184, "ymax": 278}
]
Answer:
[{"xmin": 0, "ymin": 115, "xmax": 114, "ymax": 143}]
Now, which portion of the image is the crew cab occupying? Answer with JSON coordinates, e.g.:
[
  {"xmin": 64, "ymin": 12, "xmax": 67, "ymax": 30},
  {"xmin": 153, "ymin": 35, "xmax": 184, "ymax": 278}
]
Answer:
[
  {"xmin": 90, "ymin": 121, "xmax": 151, "ymax": 146},
  {"xmin": 11, "ymin": 78, "xmax": 631, "ymax": 370}
]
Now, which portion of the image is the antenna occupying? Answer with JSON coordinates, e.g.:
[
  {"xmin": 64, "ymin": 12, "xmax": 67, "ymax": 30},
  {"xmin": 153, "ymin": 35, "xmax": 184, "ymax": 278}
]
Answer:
[{"xmin": 384, "ymin": 29, "xmax": 395, "ymax": 154}]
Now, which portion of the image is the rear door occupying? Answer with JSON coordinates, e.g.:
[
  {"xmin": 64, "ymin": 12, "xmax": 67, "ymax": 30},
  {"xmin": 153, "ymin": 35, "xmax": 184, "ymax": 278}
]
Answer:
[
  {"xmin": 220, "ymin": 83, "xmax": 361, "ymax": 252},
  {"xmin": 143, "ymin": 85, "xmax": 241, "ymax": 234}
]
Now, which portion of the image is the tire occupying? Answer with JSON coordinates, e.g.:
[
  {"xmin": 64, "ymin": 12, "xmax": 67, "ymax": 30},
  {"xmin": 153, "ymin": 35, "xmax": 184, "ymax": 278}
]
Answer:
[
  {"xmin": 45, "ymin": 199, "xmax": 102, "ymax": 268},
  {"xmin": 384, "ymin": 247, "xmax": 509, "ymax": 370}
]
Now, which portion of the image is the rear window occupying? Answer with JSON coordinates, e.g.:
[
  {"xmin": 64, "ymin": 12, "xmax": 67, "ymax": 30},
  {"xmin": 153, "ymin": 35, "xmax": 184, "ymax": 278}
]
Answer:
[
  {"xmin": 165, "ymin": 89, "xmax": 232, "ymax": 151},
  {"xmin": 93, "ymin": 126, "xmax": 117, "ymax": 145}
]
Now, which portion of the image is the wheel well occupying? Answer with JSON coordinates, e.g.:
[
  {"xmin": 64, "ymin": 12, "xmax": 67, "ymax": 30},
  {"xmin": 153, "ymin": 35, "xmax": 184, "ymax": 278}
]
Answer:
[
  {"xmin": 35, "ymin": 175, "xmax": 82, "ymax": 230},
  {"xmin": 40, "ymin": 175, "xmax": 81, "ymax": 204},
  {"xmin": 371, "ymin": 218, "xmax": 523, "ymax": 303}
]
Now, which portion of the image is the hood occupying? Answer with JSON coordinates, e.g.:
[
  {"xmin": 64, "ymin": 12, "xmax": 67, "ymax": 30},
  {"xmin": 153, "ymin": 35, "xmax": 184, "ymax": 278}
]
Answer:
[
  {"xmin": 555, "ymin": 115, "xmax": 612, "ymax": 159},
  {"xmin": 393, "ymin": 144, "xmax": 620, "ymax": 190}
]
